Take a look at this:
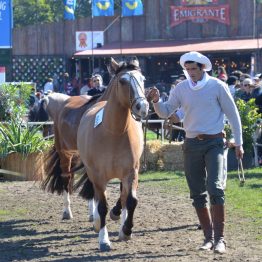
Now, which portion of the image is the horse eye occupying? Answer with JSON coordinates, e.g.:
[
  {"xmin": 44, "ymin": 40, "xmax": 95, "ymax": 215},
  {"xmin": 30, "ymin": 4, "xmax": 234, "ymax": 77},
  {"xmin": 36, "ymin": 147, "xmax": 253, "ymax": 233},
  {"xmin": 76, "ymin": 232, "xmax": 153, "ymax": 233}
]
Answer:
[{"xmin": 119, "ymin": 78, "xmax": 128, "ymax": 84}]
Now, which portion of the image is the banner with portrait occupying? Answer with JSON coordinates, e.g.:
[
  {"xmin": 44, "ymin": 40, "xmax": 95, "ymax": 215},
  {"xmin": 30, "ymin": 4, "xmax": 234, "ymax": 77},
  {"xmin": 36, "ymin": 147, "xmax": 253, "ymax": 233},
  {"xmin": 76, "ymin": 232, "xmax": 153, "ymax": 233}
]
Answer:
[{"xmin": 76, "ymin": 31, "xmax": 104, "ymax": 51}]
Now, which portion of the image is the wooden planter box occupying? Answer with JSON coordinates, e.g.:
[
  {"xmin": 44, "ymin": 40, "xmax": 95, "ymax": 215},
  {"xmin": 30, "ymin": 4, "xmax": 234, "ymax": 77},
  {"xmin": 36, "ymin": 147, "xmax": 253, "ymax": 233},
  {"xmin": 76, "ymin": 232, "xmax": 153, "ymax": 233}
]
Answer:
[{"xmin": 0, "ymin": 152, "xmax": 45, "ymax": 181}]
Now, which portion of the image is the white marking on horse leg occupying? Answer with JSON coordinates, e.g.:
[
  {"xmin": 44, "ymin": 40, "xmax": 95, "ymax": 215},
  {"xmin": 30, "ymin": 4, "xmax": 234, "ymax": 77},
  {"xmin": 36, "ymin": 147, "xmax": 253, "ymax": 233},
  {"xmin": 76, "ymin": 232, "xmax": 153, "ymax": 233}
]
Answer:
[
  {"xmin": 62, "ymin": 190, "xmax": 73, "ymax": 220},
  {"xmin": 93, "ymin": 201, "xmax": 100, "ymax": 233},
  {"xmin": 99, "ymin": 226, "xmax": 111, "ymax": 251},
  {"xmin": 119, "ymin": 208, "xmax": 131, "ymax": 241},
  {"xmin": 88, "ymin": 198, "xmax": 95, "ymax": 222}
]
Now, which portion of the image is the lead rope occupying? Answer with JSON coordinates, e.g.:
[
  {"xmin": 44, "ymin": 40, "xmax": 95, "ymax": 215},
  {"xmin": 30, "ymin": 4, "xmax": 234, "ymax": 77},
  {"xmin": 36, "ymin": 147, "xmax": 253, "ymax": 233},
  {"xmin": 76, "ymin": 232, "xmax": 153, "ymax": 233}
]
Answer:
[
  {"xmin": 237, "ymin": 158, "xmax": 245, "ymax": 186},
  {"xmin": 141, "ymin": 112, "xmax": 150, "ymax": 172}
]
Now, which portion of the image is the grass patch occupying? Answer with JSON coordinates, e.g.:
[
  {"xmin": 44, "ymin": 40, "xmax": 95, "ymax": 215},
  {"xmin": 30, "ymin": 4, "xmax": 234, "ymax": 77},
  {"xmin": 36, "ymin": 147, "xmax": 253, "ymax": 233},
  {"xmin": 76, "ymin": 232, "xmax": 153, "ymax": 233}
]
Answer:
[
  {"xmin": 139, "ymin": 167, "xmax": 262, "ymax": 239},
  {"xmin": 0, "ymin": 208, "xmax": 28, "ymax": 222},
  {"xmin": 226, "ymin": 168, "xmax": 262, "ymax": 226},
  {"xmin": 139, "ymin": 171, "xmax": 187, "ymax": 193}
]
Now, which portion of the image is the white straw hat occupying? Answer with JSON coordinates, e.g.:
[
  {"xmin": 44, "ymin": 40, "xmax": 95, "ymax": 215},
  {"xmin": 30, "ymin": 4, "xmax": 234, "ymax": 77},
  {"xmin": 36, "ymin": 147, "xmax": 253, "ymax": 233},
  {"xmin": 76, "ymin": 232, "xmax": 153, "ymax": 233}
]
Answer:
[{"xmin": 180, "ymin": 51, "xmax": 212, "ymax": 71}]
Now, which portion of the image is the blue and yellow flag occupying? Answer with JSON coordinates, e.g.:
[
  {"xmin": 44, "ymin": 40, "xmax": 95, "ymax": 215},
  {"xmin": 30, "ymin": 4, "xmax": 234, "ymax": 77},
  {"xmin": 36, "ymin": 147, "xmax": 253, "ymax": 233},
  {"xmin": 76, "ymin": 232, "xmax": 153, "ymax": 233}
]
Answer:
[
  {"xmin": 63, "ymin": 0, "xmax": 76, "ymax": 20},
  {"xmin": 122, "ymin": 0, "xmax": 143, "ymax": 16},
  {"xmin": 92, "ymin": 0, "xmax": 114, "ymax": 17}
]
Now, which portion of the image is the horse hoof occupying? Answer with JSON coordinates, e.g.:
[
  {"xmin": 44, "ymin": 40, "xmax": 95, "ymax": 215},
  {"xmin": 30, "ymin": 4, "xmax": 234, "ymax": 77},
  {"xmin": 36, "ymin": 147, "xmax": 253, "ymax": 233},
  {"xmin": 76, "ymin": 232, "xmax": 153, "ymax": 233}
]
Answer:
[
  {"xmin": 110, "ymin": 209, "xmax": 120, "ymax": 221},
  {"xmin": 100, "ymin": 243, "xmax": 111, "ymax": 252},
  {"xmin": 62, "ymin": 212, "xmax": 73, "ymax": 220},
  {"xmin": 119, "ymin": 230, "xmax": 132, "ymax": 241},
  {"xmin": 89, "ymin": 215, "xmax": 94, "ymax": 222}
]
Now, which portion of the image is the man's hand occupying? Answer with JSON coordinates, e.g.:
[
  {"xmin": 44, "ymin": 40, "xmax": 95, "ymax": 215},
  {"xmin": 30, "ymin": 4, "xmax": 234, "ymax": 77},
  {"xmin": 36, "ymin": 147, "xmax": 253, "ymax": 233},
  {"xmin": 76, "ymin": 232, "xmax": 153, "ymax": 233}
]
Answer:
[
  {"xmin": 146, "ymin": 87, "xmax": 160, "ymax": 103},
  {"xmin": 235, "ymin": 145, "xmax": 244, "ymax": 160}
]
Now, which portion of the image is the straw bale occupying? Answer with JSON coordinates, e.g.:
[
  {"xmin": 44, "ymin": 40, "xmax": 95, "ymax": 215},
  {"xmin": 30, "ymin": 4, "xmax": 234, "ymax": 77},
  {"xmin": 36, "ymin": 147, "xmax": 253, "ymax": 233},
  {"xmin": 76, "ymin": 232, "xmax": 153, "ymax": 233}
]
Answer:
[
  {"xmin": 160, "ymin": 142, "xmax": 184, "ymax": 171},
  {"xmin": 141, "ymin": 140, "xmax": 184, "ymax": 171},
  {"xmin": 142, "ymin": 140, "xmax": 162, "ymax": 170}
]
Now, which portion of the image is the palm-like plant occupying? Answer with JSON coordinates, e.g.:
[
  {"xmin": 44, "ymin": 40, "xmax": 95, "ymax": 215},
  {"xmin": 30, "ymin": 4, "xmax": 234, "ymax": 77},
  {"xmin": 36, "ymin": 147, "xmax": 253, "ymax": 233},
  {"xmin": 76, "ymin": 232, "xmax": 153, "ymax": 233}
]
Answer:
[{"xmin": 0, "ymin": 119, "xmax": 52, "ymax": 158}]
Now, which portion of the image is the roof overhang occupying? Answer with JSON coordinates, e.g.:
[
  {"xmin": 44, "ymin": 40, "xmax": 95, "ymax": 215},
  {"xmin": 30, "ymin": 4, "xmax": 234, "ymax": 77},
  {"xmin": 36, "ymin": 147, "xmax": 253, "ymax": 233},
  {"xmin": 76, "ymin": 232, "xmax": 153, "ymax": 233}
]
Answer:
[{"xmin": 74, "ymin": 38, "xmax": 262, "ymax": 58}]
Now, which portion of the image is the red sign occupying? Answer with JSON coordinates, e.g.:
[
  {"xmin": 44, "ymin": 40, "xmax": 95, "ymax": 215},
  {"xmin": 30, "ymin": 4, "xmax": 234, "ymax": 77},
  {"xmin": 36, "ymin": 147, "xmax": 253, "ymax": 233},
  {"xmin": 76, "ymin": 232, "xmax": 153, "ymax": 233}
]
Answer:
[{"xmin": 170, "ymin": 5, "xmax": 230, "ymax": 27}]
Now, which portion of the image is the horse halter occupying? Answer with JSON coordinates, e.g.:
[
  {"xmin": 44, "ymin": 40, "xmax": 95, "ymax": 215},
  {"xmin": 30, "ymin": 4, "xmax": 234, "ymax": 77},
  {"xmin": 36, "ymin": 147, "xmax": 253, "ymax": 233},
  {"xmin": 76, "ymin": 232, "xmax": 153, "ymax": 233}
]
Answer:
[{"xmin": 120, "ymin": 70, "xmax": 149, "ymax": 121}]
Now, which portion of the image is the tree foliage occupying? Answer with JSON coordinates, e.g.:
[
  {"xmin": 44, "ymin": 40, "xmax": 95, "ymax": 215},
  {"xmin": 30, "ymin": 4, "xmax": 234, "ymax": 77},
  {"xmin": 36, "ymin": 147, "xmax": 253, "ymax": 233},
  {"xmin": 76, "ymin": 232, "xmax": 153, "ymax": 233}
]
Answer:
[
  {"xmin": 13, "ymin": 0, "xmax": 92, "ymax": 28},
  {"xmin": 13, "ymin": 0, "xmax": 130, "ymax": 28}
]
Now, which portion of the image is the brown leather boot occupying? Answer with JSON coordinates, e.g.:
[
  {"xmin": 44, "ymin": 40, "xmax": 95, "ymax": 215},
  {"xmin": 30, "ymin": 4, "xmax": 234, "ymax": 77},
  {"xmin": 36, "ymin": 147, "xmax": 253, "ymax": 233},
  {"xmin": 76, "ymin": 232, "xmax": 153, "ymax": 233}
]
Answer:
[
  {"xmin": 195, "ymin": 207, "xmax": 214, "ymax": 250},
  {"xmin": 211, "ymin": 204, "xmax": 226, "ymax": 254}
]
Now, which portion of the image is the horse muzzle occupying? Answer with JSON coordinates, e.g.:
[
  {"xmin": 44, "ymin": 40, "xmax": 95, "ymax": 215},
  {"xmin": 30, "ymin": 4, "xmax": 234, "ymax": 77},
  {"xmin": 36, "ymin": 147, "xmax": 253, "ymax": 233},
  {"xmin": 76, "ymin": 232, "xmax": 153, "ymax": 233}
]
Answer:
[{"xmin": 132, "ymin": 98, "xmax": 149, "ymax": 120}]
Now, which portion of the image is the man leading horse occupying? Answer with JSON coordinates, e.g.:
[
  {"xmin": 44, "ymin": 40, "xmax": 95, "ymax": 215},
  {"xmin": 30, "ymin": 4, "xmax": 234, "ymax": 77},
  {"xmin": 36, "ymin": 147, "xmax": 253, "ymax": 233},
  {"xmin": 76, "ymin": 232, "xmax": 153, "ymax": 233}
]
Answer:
[{"xmin": 147, "ymin": 51, "xmax": 244, "ymax": 254}]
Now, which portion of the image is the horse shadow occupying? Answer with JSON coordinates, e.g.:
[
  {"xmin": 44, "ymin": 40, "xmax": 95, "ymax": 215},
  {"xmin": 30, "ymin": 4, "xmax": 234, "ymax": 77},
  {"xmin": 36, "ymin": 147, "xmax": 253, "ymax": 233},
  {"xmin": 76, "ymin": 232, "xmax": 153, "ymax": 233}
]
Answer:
[{"xmin": 0, "ymin": 218, "xmax": 97, "ymax": 261}]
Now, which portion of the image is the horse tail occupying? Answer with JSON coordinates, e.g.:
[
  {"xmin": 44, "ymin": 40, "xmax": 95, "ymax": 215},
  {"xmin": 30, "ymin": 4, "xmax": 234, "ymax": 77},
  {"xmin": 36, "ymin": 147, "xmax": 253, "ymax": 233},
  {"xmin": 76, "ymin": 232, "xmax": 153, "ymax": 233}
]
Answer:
[
  {"xmin": 72, "ymin": 163, "xmax": 94, "ymax": 200},
  {"xmin": 41, "ymin": 146, "xmax": 64, "ymax": 195}
]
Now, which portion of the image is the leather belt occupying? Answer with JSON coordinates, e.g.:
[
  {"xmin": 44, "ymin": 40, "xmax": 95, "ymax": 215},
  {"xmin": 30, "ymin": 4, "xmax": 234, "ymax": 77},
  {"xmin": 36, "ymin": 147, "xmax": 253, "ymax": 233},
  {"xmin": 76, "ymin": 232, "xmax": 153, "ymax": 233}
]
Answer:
[{"xmin": 196, "ymin": 132, "xmax": 224, "ymax": 140}]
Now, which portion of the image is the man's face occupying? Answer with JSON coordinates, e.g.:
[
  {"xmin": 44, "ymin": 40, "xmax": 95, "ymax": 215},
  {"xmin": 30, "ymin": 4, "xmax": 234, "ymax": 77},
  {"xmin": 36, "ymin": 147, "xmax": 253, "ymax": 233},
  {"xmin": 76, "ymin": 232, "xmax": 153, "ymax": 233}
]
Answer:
[{"xmin": 184, "ymin": 62, "xmax": 204, "ymax": 82}]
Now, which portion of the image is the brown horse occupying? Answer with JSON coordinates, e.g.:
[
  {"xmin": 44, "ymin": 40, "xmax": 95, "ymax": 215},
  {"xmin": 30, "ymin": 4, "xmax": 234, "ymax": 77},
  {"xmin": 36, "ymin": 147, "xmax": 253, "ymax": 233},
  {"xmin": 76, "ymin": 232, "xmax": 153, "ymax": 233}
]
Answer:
[
  {"xmin": 76, "ymin": 57, "xmax": 149, "ymax": 251},
  {"xmin": 41, "ymin": 92, "xmax": 102, "ymax": 220}
]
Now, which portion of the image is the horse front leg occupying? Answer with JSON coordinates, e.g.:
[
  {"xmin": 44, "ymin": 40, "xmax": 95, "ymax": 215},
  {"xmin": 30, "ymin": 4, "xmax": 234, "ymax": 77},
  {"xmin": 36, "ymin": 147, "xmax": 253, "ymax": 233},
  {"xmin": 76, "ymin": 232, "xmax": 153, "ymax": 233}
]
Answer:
[
  {"xmin": 119, "ymin": 172, "xmax": 138, "ymax": 241},
  {"xmin": 93, "ymin": 187, "xmax": 111, "ymax": 251}
]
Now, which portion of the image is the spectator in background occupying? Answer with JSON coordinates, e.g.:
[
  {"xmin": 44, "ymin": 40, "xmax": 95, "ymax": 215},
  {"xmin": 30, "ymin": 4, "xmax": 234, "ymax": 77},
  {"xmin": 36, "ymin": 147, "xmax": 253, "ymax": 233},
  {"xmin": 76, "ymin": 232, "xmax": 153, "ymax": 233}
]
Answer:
[
  {"xmin": 88, "ymin": 74, "xmax": 106, "ymax": 96},
  {"xmin": 231, "ymin": 70, "xmax": 243, "ymax": 81},
  {"xmin": 236, "ymin": 78, "xmax": 254, "ymax": 102},
  {"xmin": 43, "ymin": 78, "xmax": 54, "ymax": 93},
  {"xmin": 80, "ymin": 78, "xmax": 92, "ymax": 95},
  {"xmin": 217, "ymin": 66, "xmax": 228, "ymax": 82},
  {"xmin": 160, "ymin": 92, "xmax": 168, "ymax": 102},
  {"xmin": 226, "ymin": 75, "xmax": 238, "ymax": 97},
  {"xmin": 63, "ymin": 72, "xmax": 71, "ymax": 95}
]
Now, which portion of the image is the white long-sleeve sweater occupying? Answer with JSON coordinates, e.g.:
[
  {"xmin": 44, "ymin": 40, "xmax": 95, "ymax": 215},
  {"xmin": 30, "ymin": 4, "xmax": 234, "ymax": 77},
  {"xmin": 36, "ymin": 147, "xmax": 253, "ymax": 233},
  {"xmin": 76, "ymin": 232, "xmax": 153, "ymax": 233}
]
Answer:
[{"xmin": 153, "ymin": 77, "xmax": 243, "ymax": 146}]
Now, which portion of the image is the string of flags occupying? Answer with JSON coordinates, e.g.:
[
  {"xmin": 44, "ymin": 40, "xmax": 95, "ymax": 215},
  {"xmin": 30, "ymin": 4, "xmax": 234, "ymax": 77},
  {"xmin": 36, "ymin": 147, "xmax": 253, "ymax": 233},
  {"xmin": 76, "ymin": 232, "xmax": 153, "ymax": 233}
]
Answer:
[
  {"xmin": 63, "ymin": 0, "xmax": 76, "ymax": 20},
  {"xmin": 64, "ymin": 0, "xmax": 144, "ymax": 20},
  {"xmin": 92, "ymin": 0, "xmax": 143, "ymax": 17}
]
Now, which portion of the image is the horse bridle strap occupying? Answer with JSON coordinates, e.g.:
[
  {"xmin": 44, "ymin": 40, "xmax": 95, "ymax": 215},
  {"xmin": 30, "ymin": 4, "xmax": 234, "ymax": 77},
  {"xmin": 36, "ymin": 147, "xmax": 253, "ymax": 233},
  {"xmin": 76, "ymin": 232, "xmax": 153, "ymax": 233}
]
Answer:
[{"xmin": 128, "ymin": 72, "xmax": 146, "ymax": 121}]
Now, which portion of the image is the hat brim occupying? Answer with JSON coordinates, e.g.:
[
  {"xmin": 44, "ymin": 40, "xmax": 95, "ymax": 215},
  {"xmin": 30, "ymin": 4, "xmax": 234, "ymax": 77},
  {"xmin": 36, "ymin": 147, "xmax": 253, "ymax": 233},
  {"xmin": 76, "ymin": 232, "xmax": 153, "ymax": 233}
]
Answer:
[{"xmin": 180, "ymin": 52, "xmax": 212, "ymax": 71}]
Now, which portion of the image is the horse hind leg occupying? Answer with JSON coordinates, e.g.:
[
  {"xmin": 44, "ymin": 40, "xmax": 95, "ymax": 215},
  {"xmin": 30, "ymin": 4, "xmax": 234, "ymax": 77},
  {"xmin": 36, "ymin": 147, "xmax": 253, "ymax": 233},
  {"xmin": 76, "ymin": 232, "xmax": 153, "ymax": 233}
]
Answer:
[
  {"xmin": 62, "ymin": 189, "xmax": 73, "ymax": 220},
  {"xmin": 110, "ymin": 182, "xmax": 122, "ymax": 221},
  {"xmin": 75, "ymin": 174, "xmax": 95, "ymax": 222},
  {"xmin": 60, "ymin": 153, "xmax": 74, "ymax": 220}
]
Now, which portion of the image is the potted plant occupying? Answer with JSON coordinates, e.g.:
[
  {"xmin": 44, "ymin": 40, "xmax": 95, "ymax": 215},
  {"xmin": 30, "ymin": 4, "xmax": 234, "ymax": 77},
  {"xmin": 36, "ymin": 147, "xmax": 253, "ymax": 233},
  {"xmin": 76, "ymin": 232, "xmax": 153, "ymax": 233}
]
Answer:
[
  {"xmin": 225, "ymin": 98, "xmax": 261, "ymax": 170},
  {"xmin": 0, "ymin": 82, "xmax": 52, "ymax": 180},
  {"xmin": 0, "ymin": 119, "xmax": 52, "ymax": 180}
]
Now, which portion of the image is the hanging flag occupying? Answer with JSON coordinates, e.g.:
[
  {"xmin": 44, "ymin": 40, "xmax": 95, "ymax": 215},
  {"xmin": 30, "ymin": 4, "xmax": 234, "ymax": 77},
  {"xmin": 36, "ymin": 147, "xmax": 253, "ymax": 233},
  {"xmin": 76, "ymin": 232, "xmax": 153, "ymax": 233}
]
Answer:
[
  {"xmin": 122, "ymin": 0, "xmax": 143, "ymax": 16},
  {"xmin": 0, "ymin": 0, "xmax": 13, "ymax": 48},
  {"xmin": 92, "ymin": 0, "xmax": 114, "ymax": 17},
  {"xmin": 63, "ymin": 0, "xmax": 76, "ymax": 20}
]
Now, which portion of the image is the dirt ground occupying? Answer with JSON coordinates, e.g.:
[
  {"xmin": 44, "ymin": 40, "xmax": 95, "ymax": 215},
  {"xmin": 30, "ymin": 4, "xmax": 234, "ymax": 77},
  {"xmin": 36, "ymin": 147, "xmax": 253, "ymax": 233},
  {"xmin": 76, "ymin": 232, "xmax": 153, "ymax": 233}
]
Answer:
[{"xmin": 0, "ymin": 180, "xmax": 261, "ymax": 262}]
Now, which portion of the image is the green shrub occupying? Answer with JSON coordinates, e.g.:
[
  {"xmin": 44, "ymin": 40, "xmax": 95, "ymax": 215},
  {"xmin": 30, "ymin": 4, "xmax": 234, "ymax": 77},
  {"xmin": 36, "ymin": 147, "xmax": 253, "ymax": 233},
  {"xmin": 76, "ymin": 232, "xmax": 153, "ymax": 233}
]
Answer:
[
  {"xmin": 0, "ymin": 119, "xmax": 52, "ymax": 158},
  {"xmin": 235, "ymin": 98, "xmax": 261, "ymax": 153},
  {"xmin": 0, "ymin": 82, "xmax": 32, "ymax": 121}
]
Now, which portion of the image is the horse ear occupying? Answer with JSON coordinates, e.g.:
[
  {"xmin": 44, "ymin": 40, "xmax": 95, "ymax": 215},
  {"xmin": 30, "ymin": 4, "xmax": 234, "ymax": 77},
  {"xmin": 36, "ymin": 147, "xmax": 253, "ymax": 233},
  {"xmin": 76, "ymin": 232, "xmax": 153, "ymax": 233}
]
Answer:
[
  {"xmin": 106, "ymin": 57, "xmax": 119, "ymax": 75},
  {"xmin": 127, "ymin": 56, "xmax": 140, "ymax": 68}
]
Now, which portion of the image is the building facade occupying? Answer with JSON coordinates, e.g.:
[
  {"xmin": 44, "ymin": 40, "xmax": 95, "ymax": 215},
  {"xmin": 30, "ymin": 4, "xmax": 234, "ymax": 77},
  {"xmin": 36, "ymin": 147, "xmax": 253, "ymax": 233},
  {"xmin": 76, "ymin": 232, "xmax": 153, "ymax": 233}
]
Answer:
[{"xmin": 10, "ymin": 0, "xmax": 262, "ymax": 88}]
